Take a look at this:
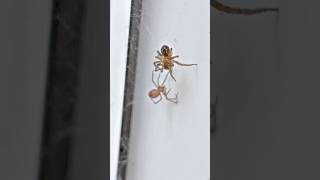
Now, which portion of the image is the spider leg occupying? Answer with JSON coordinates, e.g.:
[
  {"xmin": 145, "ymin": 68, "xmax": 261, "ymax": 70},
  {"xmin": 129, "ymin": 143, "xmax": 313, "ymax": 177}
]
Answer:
[
  {"xmin": 154, "ymin": 61, "xmax": 163, "ymax": 71},
  {"xmin": 171, "ymin": 55, "xmax": 179, "ymax": 59},
  {"xmin": 164, "ymin": 91, "xmax": 178, "ymax": 104},
  {"xmin": 150, "ymin": 94, "xmax": 162, "ymax": 104},
  {"xmin": 154, "ymin": 60, "xmax": 163, "ymax": 67},
  {"xmin": 151, "ymin": 70, "xmax": 157, "ymax": 87},
  {"xmin": 153, "ymin": 60, "xmax": 161, "ymax": 67},
  {"xmin": 155, "ymin": 65, "xmax": 164, "ymax": 72},
  {"xmin": 161, "ymin": 71, "xmax": 170, "ymax": 85},
  {"xmin": 169, "ymin": 48, "xmax": 174, "ymax": 56},
  {"xmin": 155, "ymin": 56, "xmax": 162, "ymax": 61},
  {"xmin": 157, "ymin": 51, "xmax": 162, "ymax": 56},
  {"xmin": 169, "ymin": 68, "xmax": 176, "ymax": 82},
  {"xmin": 173, "ymin": 60, "xmax": 197, "ymax": 66},
  {"xmin": 165, "ymin": 88, "xmax": 176, "ymax": 97},
  {"xmin": 157, "ymin": 71, "xmax": 161, "ymax": 85},
  {"xmin": 166, "ymin": 88, "xmax": 171, "ymax": 95}
]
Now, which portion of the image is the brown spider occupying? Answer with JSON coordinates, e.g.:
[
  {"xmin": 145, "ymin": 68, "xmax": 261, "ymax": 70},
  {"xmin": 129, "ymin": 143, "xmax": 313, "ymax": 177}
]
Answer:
[
  {"xmin": 154, "ymin": 45, "xmax": 197, "ymax": 81},
  {"xmin": 148, "ymin": 70, "xmax": 178, "ymax": 104}
]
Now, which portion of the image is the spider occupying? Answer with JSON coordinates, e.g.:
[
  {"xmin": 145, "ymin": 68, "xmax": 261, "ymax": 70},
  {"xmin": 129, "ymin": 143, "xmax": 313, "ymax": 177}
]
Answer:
[
  {"xmin": 154, "ymin": 45, "xmax": 197, "ymax": 82},
  {"xmin": 148, "ymin": 70, "xmax": 178, "ymax": 104}
]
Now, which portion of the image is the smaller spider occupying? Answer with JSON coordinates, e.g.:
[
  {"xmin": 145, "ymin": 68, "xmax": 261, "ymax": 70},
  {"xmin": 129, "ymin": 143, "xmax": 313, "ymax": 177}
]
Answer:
[
  {"xmin": 154, "ymin": 45, "xmax": 197, "ymax": 81},
  {"xmin": 148, "ymin": 70, "xmax": 178, "ymax": 104}
]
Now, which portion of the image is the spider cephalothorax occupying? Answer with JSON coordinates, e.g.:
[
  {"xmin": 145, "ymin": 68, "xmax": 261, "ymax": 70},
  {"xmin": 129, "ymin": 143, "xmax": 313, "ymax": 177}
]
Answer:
[
  {"xmin": 160, "ymin": 45, "xmax": 171, "ymax": 56},
  {"xmin": 154, "ymin": 45, "xmax": 197, "ymax": 81}
]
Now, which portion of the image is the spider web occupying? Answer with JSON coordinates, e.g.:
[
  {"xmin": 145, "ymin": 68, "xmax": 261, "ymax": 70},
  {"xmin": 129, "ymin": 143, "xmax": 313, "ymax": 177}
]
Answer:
[{"xmin": 116, "ymin": 0, "xmax": 143, "ymax": 179}]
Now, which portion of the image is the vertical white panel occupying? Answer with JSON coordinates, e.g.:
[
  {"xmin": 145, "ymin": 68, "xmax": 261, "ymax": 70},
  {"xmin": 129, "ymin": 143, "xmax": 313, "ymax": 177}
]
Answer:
[
  {"xmin": 110, "ymin": 0, "xmax": 131, "ymax": 180},
  {"xmin": 127, "ymin": 0, "xmax": 210, "ymax": 179}
]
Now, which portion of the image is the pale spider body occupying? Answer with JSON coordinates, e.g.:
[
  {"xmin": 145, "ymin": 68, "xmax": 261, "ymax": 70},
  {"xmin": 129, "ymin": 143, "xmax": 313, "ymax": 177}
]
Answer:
[
  {"xmin": 148, "ymin": 70, "xmax": 178, "ymax": 104},
  {"xmin": 154, "ymin": 45, "xmax": 197, "ymax": 81},
  {"xmin": 148, "ymin": 86, "xmax": 165, "ymax": 98}
]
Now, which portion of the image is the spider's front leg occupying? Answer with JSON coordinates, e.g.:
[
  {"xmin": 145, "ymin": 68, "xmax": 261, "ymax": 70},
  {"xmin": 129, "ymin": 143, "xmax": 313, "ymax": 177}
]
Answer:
[
  {"xmin": 173, "ymin": 60, "xmax": 197, "ymax": 67},
  {"xmin": 171, "ymin": 55, "xmax": 179, "ymax": 59},
  {"xmin": 155, "ymin": 56, "xmax": 162, "ymax": 61}
]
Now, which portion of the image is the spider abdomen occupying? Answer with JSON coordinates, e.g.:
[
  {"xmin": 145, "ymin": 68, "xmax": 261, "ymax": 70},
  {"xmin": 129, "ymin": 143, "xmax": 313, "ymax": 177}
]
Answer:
[
  {"xmin": 149, "ymin": 89, "xmax": 160, "ymax": 98},
  {"xmin": 163, "ymin": 59, "xmax": 174, "ymax": 69}
]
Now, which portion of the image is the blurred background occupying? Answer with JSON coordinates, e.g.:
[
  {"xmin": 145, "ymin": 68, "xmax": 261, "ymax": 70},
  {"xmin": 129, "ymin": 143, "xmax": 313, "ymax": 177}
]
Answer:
[
  {"xmin": 212, "ymin": 0, "xmax": 320, "ymax": 179},
  {"xmin": 0, "ymin": 0, "xmax": 108, "ymax": 180}
]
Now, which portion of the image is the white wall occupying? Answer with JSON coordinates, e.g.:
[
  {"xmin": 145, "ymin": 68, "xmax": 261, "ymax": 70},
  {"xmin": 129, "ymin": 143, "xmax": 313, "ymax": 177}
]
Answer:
[
  {"xmin": 126, "ymin": 0, "xmax": 210, "ymax": 179},
  {"xmin": 110, "ymin": 0, "xmax": 131, "ymax": 180}
]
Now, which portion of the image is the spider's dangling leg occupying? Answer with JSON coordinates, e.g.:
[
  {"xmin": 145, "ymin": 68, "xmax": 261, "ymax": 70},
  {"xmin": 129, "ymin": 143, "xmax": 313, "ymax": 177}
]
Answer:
[
  {"xmin": 169, "ymin": 68, "xmax": 176, "ymax": 82},
  {"xmin": 161, "ymin": 71, "xmax": 170, "ymax": 85},
  {"xmin": 151, "ymin": 70, "xmax": 157, "ymax": 87},
  {"xmin": 150, "ymin": 95, "xmax": 162, "ymax": 104},
  {"xmin": 164, "ymin": 90, "xmax": 178, "ymax": 104},
  {"xmin": 211, "ymin": 0, "xmax": 279, "ymax": 15}
]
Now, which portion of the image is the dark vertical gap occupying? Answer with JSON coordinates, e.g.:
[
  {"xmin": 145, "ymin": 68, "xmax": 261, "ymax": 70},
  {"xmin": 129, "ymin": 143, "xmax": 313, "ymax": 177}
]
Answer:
[
  {"xmin": 117, "ymin": 0, "xmax": 143, "ymax": 179},
  {"xmin": 39, "ymin": 0, "xmax": 86, "ymax": 180},
  {"xmin": 211, "ymin": 2, "xmax": 279, "ymax": 179},
  {"xmin": 211, "ymin": 98, "xmax": 218, "ymax": 134}
]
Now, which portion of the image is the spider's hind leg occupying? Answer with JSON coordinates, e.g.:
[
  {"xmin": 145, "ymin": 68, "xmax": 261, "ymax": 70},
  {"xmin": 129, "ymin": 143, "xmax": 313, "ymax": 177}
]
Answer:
[
  {"xmin": 164, "ymin": 91, "xmax": 178, "ymax": 104},
  {"xmin": 150, "ymin": 94, "xmax": 163, "ymax": 104}
]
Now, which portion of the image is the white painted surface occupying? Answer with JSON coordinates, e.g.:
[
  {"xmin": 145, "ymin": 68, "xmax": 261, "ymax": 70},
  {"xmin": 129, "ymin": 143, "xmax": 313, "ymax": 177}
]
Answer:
[
  {"xmin": 110, "ymin": 0, "xmax": 131, "ymax": 180},
  {"xmin": 126, "ymin": 0, "xmax": 210, "ymax": 179}
]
